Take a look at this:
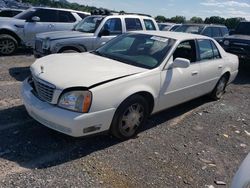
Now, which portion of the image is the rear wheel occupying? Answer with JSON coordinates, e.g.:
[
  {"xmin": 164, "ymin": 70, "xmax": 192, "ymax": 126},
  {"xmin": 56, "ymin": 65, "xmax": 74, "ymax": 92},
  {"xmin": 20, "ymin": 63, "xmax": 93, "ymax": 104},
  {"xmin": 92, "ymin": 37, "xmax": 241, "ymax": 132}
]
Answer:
[
  {"xmin": 210, "ymin": 75, "xmax": 228, "ymax": 100},
  {"xmin": 110, "ymin": 95, "xmax": 149, "ymax": 140},
  {"xmin": 0, "ymin": 34, "xmax": 17, "ymax": 55}
]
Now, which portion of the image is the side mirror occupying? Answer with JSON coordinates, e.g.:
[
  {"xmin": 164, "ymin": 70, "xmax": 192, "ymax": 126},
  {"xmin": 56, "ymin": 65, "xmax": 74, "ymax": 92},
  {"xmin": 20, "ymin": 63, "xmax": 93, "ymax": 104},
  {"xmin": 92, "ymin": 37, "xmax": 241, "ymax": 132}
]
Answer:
[
  {"xmin": 31, "ymin": 16, "xmax": 40, "ymax": 22},
  {"xmin": 172, "ymin": 58, "xmax": 190, "ymax": 68},
  {"xmin": 229, "ymin": 29, "xmax": 235, "ymax": 35}
]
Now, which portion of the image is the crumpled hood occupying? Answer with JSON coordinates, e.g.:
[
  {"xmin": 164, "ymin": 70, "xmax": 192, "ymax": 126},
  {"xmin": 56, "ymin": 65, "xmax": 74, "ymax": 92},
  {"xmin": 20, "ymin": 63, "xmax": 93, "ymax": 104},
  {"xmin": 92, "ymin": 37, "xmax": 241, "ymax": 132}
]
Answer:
[
  {"xmin": 36, "ymin": 30, "xmax": 94, "ymax": 40},
  {"xmin": 0, "ymin": 17, "xmax": 25, "ymax": 26},
  {"xmin": 31, "ymin": 52, "xmax": 147, "ymax": 89}
]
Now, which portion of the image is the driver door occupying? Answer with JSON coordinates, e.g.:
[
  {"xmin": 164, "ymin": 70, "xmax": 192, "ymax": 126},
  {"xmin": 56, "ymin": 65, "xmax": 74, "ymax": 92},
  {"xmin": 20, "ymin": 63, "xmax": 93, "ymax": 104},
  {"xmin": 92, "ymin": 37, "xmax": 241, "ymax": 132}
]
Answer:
[
  {"xmin": 158, "ymin": 40, "xmax": 202, "ymax": 111},
  {"xmin": 24, "ymin": 9, "xmax": 58, "ymax": 47},
  {"xmin": 94, "ymin": 18, "xmax": 122, "ymax": 50}
]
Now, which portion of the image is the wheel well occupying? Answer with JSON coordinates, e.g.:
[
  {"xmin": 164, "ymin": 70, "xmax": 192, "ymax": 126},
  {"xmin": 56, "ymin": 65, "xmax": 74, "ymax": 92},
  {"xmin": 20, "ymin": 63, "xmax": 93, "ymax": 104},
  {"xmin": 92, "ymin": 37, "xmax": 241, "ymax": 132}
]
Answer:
[
  {"xmin": 58, "ymin": 46, "xmax": 81, "ymax": 53},
  {"xmin": 0, "ymin": 29, "xmax": 21, "ymax": 45},
  {"xmin": 132, "ymin": 91, "xmax": 155, "ymax": 114},
  {"xmin": 223, "ymin": 72, "xmax": 230, "ymax": 82}
]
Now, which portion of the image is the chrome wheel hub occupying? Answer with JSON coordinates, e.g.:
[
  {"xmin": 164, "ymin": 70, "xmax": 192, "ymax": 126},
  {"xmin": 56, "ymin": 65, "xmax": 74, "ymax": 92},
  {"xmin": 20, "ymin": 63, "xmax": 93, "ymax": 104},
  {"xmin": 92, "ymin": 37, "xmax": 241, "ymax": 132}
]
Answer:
[
  {"xmin": 119, "ymin": 103, "xmax": 144, "ymax": 137},
  {"xmin": 0, "ymin": 39, "xmax": 15, "ymax": 55}
]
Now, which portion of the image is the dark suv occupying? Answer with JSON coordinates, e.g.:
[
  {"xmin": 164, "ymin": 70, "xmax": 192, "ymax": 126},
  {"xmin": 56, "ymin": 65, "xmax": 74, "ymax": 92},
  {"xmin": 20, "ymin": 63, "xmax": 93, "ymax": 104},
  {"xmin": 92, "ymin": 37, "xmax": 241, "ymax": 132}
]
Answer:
[
  {"xmin": 222, "ymin": 22, "xmax": 250, "ymax": 60},
  {"xmin": 175, "ymin": 24, "xmax": 229, "ymax": 43}
]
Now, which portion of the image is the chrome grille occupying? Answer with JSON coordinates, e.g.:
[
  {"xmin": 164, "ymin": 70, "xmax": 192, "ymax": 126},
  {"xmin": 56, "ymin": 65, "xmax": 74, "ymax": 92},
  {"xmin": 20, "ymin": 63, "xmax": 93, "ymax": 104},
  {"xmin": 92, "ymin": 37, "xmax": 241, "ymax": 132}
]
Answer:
[
  {"xmin": 35, "ymin": 40, "xmax": 43, "ymax": 53},
  {"xmin": 33, "ymin": 76, "xmax": 55, "ymax": 103}
]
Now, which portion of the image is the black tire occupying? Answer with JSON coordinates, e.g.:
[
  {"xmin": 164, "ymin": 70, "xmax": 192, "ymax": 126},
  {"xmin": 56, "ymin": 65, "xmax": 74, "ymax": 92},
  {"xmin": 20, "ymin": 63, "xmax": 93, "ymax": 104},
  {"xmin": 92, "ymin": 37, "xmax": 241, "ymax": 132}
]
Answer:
[
  {"xmin": 110, "ymin": 95, "xmax": 149, "ymax": 140},
  {"xmin": 0, "ymin": 34, "xmax": 18, "ymax": 55},
  {"xmin": 210, "ymin": 75, "xmax": 228, "ymax": 100}
]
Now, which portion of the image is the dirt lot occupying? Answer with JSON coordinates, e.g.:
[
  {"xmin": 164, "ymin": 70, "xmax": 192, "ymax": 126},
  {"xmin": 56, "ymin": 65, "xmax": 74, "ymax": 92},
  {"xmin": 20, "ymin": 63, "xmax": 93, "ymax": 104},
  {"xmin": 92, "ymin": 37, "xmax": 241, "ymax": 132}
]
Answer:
[{"xmin": 0, "ymin": 53, "xmax": 249, "ymax": 188}]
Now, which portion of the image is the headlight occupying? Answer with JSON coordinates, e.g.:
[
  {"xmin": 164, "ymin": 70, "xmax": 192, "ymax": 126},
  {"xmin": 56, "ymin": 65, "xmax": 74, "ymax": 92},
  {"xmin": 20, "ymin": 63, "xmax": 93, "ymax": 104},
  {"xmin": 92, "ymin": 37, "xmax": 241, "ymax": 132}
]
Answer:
[
  {"xmin": 42, "ymin": 38, "xmax": 50, "ymax": 49},
  {"xmin": 58, "ymin": 90, "xmax": 92, "ymax": 113},
  {"xmin": 224, "ymin": 40, "xmax": 230, "ymax": 46}
]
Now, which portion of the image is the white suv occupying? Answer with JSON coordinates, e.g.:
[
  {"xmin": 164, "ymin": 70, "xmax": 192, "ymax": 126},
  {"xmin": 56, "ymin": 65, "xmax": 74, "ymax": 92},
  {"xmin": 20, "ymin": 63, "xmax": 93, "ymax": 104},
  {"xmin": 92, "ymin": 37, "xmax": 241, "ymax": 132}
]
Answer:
[
  {"xmin": 34, "ymin": 14, "xmax": 159, "ymax": 57},
  {"xmin": 0, "ymin": 7, "xmax": 89, "ymax": 55}
]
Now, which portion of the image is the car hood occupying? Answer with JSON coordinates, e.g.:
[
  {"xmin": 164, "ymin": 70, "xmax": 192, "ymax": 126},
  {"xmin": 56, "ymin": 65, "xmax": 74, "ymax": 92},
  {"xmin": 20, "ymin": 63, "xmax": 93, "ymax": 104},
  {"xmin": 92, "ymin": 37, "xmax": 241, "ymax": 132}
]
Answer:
[
  {"xmin": 31, "ymin": 52, "xmax": 147, "ymax": 89},
  {"xmin": 0, "ymin": 17, "xmax": 25, "ymax": 25},
  {"xmin": 36, "ymin": 31, "xmax": 94, "ymax": 40}
]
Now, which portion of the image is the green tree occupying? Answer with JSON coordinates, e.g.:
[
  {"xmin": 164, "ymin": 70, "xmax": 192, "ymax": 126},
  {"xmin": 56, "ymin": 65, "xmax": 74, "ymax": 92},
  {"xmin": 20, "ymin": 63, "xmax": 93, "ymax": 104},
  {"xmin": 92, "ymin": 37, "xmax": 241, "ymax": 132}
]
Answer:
[
  {"xmin": 190, "ymin": 16, "xmax": 203, "ymax": 24},
  {"xmin": 204, "ymin": 16, "xmax": 225, "ymax": 25},
  {"xmin": 155, "ymin": 15, "xmax": 167, "ymax": 23},
  {"xmin": 225, "ymin": 17, "xmax": 246, "ymax": 29},
  {"xmin": 170, "ymin": 16, "xmax": 186, "ymax": 23}
]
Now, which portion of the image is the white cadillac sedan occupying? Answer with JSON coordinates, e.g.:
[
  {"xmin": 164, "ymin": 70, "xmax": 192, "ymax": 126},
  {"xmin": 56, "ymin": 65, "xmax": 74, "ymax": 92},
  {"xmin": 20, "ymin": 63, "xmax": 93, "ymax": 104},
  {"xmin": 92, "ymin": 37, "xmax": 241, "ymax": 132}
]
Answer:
[{"xmin": 21, "ymin": 31, "xmax": 239, "ymax": 139}]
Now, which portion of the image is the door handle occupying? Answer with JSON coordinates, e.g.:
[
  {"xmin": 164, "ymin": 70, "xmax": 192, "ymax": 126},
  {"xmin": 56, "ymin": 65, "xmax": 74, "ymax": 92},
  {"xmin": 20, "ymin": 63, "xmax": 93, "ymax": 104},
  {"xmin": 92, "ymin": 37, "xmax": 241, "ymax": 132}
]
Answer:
[
  {"xmin": 218, "ymin": 65, "xmax": 223, "ymax": 69},
  {"xmin": 48, "ymin": 24, "xmax": 55, "ymax": 29},
  {"xmin": 192, "ymin": 71, "xmax": 198, "ymax": 76}
]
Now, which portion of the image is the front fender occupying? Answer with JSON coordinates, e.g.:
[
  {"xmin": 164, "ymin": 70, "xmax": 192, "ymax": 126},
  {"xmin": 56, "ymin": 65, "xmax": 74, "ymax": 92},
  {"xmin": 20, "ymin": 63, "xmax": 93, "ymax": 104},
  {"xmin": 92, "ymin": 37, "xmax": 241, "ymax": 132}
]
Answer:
[{"xmin": 89, "ymin": 70, "xmax": 161, "ymax": 113}]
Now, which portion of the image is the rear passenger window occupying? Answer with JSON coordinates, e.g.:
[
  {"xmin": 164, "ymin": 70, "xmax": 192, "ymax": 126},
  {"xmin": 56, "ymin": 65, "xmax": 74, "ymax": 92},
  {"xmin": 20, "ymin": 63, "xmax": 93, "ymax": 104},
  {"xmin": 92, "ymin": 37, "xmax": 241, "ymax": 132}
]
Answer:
[
  {"xmin": 58, "ymin": 11, "xmax": 76, "ymax": 23},
  {"xmin": 212, "ymin": 27, "xmax": 222, "ymax": 37},
  {"xmin": 125, "ymin": 18, "xmax": 143, "ymax": 31},
  {"xmin": 198, "ymin": 39, "xmax": 214, "ymax": 60},
  {"xmin": 221, "ymin": 27, "xmax": 229, "ymax": 36},
  {"xmin": 211, "ymin": 41, "xmax": 221, "ymax": 59},
  {"xmin": 203, "ymin": 27, "xmax": 212, "ymax": 37},
  {"xmin": 32, "ymin": 9, "xmax": 57, "ymax": 22},
  {"xmin": 144, "ymin": 19, "xmax": 156, "ymax": 30},
  {"xmin": 173, "ymin": 40, "xmax": 197, "ymax": 63}
]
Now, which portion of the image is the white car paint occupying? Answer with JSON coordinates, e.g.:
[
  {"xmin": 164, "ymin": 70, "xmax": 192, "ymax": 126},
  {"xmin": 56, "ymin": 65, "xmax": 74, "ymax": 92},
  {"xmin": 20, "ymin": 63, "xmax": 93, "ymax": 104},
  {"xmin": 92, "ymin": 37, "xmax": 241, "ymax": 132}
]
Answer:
[
  {"xmin": 231, "ymin": 153, "xmax": 250, "ymax": 188},
  {"xmin": 21, "ymin": 31, "xmax": 239, "ymax": 137}
]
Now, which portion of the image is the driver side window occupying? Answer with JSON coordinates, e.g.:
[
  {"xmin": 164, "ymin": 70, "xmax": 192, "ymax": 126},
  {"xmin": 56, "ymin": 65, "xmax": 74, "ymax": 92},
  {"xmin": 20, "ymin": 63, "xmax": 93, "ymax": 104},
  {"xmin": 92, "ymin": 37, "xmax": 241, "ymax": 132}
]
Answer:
[
  {"xmin": 173, "ymin": 40, "xmax": 197, "ymax": 63},
  {"xmin": 100, "ymin": 18, "xmax": 122, "ymax": 36}
]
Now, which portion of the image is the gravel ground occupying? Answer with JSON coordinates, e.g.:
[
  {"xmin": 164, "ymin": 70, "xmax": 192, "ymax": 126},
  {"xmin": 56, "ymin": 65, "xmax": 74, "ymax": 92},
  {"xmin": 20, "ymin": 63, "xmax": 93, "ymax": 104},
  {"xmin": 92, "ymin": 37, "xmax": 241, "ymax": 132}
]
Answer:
[{"xmin": 0, "ymin": 53, "xmax": 249, "ymax": 188}]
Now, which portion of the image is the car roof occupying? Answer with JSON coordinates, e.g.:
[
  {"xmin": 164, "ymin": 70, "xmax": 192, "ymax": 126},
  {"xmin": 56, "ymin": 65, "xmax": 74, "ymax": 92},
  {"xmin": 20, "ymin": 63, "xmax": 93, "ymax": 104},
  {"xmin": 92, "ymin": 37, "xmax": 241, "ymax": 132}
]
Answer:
[
  {"xmin": 97, "ymin": 14, "xmax": 153, "ymax": 19},
  {"xmin": 132, "ymin": 30, "xmax": 211, "ymax": 41},
  {"xmin": 181, "ymin": 24, "xmax": 226, "ymax": 28},
  {"xmin": 33, "ymin": 7, "xmax": 90, "ymax": 14}
]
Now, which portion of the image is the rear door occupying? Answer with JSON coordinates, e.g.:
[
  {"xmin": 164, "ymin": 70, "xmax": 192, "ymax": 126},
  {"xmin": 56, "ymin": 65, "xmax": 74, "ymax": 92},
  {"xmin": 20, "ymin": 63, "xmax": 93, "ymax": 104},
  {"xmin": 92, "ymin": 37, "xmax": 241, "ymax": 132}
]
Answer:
[
  {"xmin": 197, "ymin": 39, "xmax": 224, "ymax": 93},
  {"xmin": 24, "ymin": 9, "xmax": 58, "ymax": 47}
]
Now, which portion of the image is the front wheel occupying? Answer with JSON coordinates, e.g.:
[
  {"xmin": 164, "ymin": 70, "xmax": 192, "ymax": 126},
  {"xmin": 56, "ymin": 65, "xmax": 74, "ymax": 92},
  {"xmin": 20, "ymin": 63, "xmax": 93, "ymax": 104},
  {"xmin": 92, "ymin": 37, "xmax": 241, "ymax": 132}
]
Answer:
[
  {"xmin": 210, "ymin": 75, "xmax": 228, "ymax": 100},
  {"xmin": 110, "ymin": 95, "xmax": 149, "ymax": 140},
  {"xmin": 0, "ymin": 34, "xmax": 17, "ymax": 55}
]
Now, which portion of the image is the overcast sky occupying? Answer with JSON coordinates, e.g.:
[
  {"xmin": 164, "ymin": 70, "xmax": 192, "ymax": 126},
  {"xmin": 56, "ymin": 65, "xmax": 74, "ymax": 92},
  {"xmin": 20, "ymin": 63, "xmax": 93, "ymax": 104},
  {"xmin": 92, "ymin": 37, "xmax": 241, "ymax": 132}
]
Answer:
[{"xmin": 68, "ymin": 0, "xmax": 250, "ymax": 20}]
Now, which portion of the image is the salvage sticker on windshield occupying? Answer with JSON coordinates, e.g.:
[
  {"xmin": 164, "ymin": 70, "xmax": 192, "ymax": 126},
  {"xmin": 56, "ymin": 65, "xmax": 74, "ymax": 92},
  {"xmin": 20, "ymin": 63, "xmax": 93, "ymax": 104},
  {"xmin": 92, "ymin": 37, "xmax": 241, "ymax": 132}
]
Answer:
[{"xmin": 151, "ymin": 36, "xmax": 169, "ymax": 43}]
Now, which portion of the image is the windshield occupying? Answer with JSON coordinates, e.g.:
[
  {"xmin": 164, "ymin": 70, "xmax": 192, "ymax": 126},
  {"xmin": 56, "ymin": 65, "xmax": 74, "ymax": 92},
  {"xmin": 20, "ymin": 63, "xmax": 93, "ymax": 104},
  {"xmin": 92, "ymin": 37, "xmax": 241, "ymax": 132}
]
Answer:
[
  {"xmin": 235, "ymin": 22, "xmax": 250, "ymax": 35},
  {"xmin": 14, "ymin": 8, "xmax": 36, "ymax": 20},
  {"xmin": 175, "ymin": 25, "xmax": 204, "ymax": 34},
  {"xmin": 93, "ymin": 33, "xmax": 176, "ymax": 69},
  {"xmin": 74, "ymin": 16, "xmax": 104, "ymax": 33}
]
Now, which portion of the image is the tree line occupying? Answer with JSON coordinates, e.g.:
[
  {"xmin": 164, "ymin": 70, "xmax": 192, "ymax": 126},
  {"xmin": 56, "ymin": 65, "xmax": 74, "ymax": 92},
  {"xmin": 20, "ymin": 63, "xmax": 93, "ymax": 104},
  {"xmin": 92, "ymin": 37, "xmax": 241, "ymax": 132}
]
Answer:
[
  {"xmin": 155, "ymin": 15, "xmax": 246, "ymax": 29},
  {"xmin": 22, "ymin": 0, "xmax": 98, "ymax": 13},
  {"xmin": 22, "ymin": 0, "xmax": 245, "ymax": 29}
]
